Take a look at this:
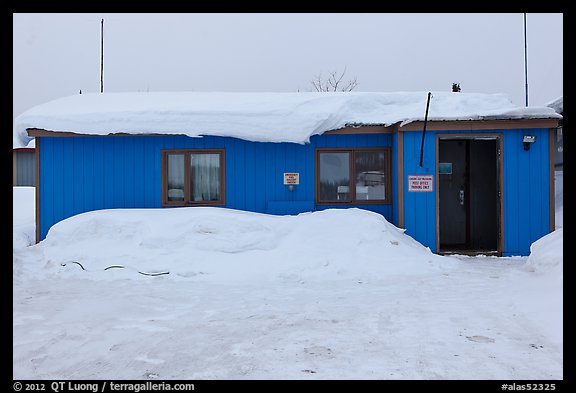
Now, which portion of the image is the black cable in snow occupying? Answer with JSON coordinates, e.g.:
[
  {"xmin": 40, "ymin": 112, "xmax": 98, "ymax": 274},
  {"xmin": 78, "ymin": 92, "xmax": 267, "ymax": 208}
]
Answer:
[
  {"xmin": 138, "ymin": 271, "xmax": 170, "ymax": 276},
  {"xmin": 61, "ymin": 261, "xmax": 169, "ymax": 276},
  {"xmin": 71, "ymin": 261, "xmax": 86, "ymax": 270},
  {"xmin": 104, "ymin": 265, "xmax": 125, "ymax": 270}
]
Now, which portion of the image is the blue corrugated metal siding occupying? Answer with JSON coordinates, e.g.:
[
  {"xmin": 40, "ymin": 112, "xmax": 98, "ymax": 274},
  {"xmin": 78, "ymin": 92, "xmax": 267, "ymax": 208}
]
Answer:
[
  {"xmin": 400, "ymin": 128, "xmax": 551, "ymax": 255},
  {"xmin": 401, "ymin": 131, "xmax": 437, "ymax": 252},
  {"xmin": 38, "ymin": 133, "xmax": 393, "ymax": 240},
  {"xmin": 501, "ymin": 128, "xmax": 551, "ymax": 256}
]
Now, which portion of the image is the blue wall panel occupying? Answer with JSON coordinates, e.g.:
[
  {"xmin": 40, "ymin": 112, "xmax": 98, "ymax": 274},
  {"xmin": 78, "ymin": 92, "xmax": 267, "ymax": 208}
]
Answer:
[
  {"xmin": 62, "ymin": 137, "xmax": 74, "ymax": 220},
  {"xmin": 233, "ymin": 138, "xmax": 246, "ymax": 211},
  {"xmin": 253, "ymin": 142, "xmax": 267, "ymax": 213},
  {"xmin": 41, "ymin": 138, "xmax": 54, "ymax": 236},
  {"xmin": 72, "ymin": 138, "xmax": 84, "ymax": 214},
  {"xmin": 83, "ymin": 137, "xmax": 94, "ymax": 214},
  {"xmin": 92, "ymin": 137, "xmax": 104, "ymax": 211},
  {"xmin": 103, "ymin": 137, "xmax": 115, "ymax": 209},
  {"xmin": 52, "ymin": 138, "xmax": 64, "ymax": 228},
  {"xmin": 517, "ymin": 131, "xmax": 532, "ymax": 254},
  {"xmin": 38, "ymin": 133, "xmax": 393, "ymax": 240},
  {"xmin": 501, "ymin": 128, "xmax": 551, "ymax": 256},
  {"xmin": 503, "ymin": 132, "xmax": 519, "ymax": 253},
  {"xmin": 402, "ymin": 130, "xmax": 437, "ymax": 252},
  {"xmin": 244, "ymin": 141, "xmax": 255, "ymax": 211},
  {"xmin": 133, "ymin": 137, "xmax": 145, "ymax": 208},
  {"xmin": 113, "ymin": 138, "xmax": 124, "ymax": 208}
]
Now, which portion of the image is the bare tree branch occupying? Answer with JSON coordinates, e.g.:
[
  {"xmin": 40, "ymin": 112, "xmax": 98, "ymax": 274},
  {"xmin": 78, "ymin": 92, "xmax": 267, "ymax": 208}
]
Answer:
[
  {"xmin": 309, "ymin": 67, "xmax": 358, "ymax": 92},
  {"xmin": 343, "ymin": 77, "xmax": 358, "ymax": 92}
]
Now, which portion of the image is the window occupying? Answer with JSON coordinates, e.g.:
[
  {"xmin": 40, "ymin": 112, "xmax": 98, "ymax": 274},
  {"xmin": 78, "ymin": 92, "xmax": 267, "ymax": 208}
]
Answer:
[
  {"xmin": 316, "ymin": 148, "xmax": 391, "ymax": 204},
  {"xmin": 162, "ymin": 149, "xmax": 225, "ymax": 206},
  {"xmin": 14, "ymin": 150, "xmax": 36, "ymax": 186}
]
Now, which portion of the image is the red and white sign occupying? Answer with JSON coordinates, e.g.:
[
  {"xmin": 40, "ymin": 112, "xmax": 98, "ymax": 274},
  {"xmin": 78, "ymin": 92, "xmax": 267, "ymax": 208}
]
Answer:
[
  {"xmin": 408, "ymin": 175, "xmax": 434, "ymax": 192},
  {"xmin": 283, "ymin": 172, "xmax": 300, "ymax": 185}
]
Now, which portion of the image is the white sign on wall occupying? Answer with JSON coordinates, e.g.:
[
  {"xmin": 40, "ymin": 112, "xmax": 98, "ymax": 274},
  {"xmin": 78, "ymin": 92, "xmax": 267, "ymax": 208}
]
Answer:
[
  {"xmin": 283, "ymin": 173, "xmax": 300, "ymax": 185},
  {"xmin": 408, "ymin": 175, "xmax": 434, "ymax": 192}
]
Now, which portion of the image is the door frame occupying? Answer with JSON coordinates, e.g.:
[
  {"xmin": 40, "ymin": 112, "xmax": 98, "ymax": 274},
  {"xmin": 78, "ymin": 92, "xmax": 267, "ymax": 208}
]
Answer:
[{"xmin": 435, "ymin": 133, "xmax": 504, "ymax": 256}]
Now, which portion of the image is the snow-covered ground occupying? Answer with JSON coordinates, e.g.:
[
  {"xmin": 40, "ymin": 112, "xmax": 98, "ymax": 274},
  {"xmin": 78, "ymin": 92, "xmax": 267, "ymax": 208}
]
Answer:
[{"xmin": 13, "ymin": 174, "xmax": 563, "ymax": 379}]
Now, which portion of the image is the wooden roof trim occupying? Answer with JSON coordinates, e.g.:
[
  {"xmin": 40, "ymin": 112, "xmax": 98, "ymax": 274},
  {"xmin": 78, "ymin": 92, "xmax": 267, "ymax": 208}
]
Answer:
[
  {"xmin": 26, "ymin": 128, "xmax": 185, "ymax": 138},
  {"xmin": 27, "ymin": 126, "xmax": 397, "ymax": 138},
  {"xmin": 27, "ymin": 118, "xmax": 560, "ymax": 139},
  {"xmin": 324, "ymin": 125, "xmax": 397, "ymax": 135},
  {"xmin": 398, "ymin": 118, "xmax": 560, "ymax": 131}
]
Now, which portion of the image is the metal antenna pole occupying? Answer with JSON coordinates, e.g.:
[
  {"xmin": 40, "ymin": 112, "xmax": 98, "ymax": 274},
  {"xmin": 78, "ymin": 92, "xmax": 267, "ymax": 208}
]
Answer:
[
  {"xmin": 100, "ymin": 18, "xmax": 104, "ymax": 93},
  {"xmin": 524, "ymin": 13, "xmax": 528, "ymax": 107}
]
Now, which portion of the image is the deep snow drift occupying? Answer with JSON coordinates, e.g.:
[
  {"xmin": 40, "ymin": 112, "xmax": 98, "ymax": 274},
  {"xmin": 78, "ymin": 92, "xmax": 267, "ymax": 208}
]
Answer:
[{"xmin": 15, "ymin": 207, "xmax": 456, "ymax": 283}]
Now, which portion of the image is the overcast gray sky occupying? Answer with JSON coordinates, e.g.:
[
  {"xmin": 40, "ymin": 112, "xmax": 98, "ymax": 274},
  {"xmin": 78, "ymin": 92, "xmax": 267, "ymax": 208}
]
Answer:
[{"xmin": 13, "ymin": 13, "xmax": 563, "ymax": 121}]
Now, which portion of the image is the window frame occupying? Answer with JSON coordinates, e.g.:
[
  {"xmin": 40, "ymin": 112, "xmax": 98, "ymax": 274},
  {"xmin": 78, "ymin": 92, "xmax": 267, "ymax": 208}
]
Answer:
[
  {"xmin": 161, "ymin": 149, "xmax": 226, "ymax": 206},
  {"xmin": 315, "ymin": 147, "xmax": 392, "ymax": 205}
]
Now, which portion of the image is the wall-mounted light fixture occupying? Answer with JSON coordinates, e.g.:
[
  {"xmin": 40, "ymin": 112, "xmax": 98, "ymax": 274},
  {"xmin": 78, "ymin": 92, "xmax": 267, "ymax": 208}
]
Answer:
[{"xmin": 523, "ymin": 135, "xmax": 536, "ymax": 151}]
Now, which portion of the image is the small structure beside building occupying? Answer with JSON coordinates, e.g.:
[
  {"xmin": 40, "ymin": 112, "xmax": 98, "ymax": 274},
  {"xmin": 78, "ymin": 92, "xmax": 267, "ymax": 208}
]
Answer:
[
  {"xmin": 13, "ymin": 139, "xmax": 35, "ymax": 186},
  {"xmin": 546, "ymin": 96, "xmax": 563, "ymax": 170},
  {"xmin": 13, "ymin": 91, "xmax": 561, "ymax": 256}
]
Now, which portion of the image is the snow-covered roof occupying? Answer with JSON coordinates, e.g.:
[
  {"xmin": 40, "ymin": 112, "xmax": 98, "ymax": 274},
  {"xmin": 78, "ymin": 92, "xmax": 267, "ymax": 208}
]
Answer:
[
  {"xmin": 546, "ymin": 96, "xmax": 563, "ymax": 114},
  {"xmin": 13, "ymin": 91, "xmax": 561, "ymax": 147}
]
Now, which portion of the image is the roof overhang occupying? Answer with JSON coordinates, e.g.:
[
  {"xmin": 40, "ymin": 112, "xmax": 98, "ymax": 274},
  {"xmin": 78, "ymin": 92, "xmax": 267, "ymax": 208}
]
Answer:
[
  {"xmin": 397, "ymin": 118, "xmax": 560, "ymax": 131},
  {"xmin": 27, "ymin": 117, "xmax": 560, "ymax": 139}
]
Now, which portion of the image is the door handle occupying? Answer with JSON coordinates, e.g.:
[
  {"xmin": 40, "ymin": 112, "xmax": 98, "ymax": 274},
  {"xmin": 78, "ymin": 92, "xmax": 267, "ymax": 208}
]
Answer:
[{"xmin": 459, "ymin": 189, "xmax": 465, "ymax": 206}]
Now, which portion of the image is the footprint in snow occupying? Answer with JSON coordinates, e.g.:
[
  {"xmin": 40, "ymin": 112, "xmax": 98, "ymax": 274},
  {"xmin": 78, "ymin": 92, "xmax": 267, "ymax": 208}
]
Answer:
[
  {"xmin": 304, "ymin": 346, "xmax": 334, "ymax": 358},
  {"xmin": 466, "ymin": 335, "xmax": 495, "ymax": 343}
]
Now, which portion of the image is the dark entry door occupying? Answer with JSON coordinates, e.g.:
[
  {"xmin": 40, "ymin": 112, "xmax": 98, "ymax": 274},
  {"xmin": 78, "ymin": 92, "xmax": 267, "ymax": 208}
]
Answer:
[
  {"xmin": 439, "ymin": 138, "xmax": 499, "ymax": 253},
  {"xmin": 439, "ymin": 140, "xmax": 468, "ymax": 248}
]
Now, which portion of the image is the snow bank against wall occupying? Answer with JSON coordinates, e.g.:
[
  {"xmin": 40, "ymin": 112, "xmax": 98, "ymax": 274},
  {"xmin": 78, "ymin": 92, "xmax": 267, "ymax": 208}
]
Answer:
[
  {"xmin": 13, "ymin": 187, "xmax": 35, "ymax": 249},
  {"xmin": 524, "ymin": 228, "xmax": 563, "ymax": 276},
  {"xmin": 16, "ymin": 207, "xmax": 456, "ymax": 281}
]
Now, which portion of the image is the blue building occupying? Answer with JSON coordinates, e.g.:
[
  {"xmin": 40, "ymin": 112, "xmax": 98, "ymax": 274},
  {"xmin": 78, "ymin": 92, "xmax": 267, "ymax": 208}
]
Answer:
[{"xmin": 15, "ymin": 92, "xmax": 560, "ymax": 256}]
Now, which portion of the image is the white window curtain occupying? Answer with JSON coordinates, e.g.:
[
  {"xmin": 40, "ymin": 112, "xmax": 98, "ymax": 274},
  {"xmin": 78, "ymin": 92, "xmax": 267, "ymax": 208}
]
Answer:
[{"xmin": 190, "ymin": 154, "xmax": 220, "ymax": 201}]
